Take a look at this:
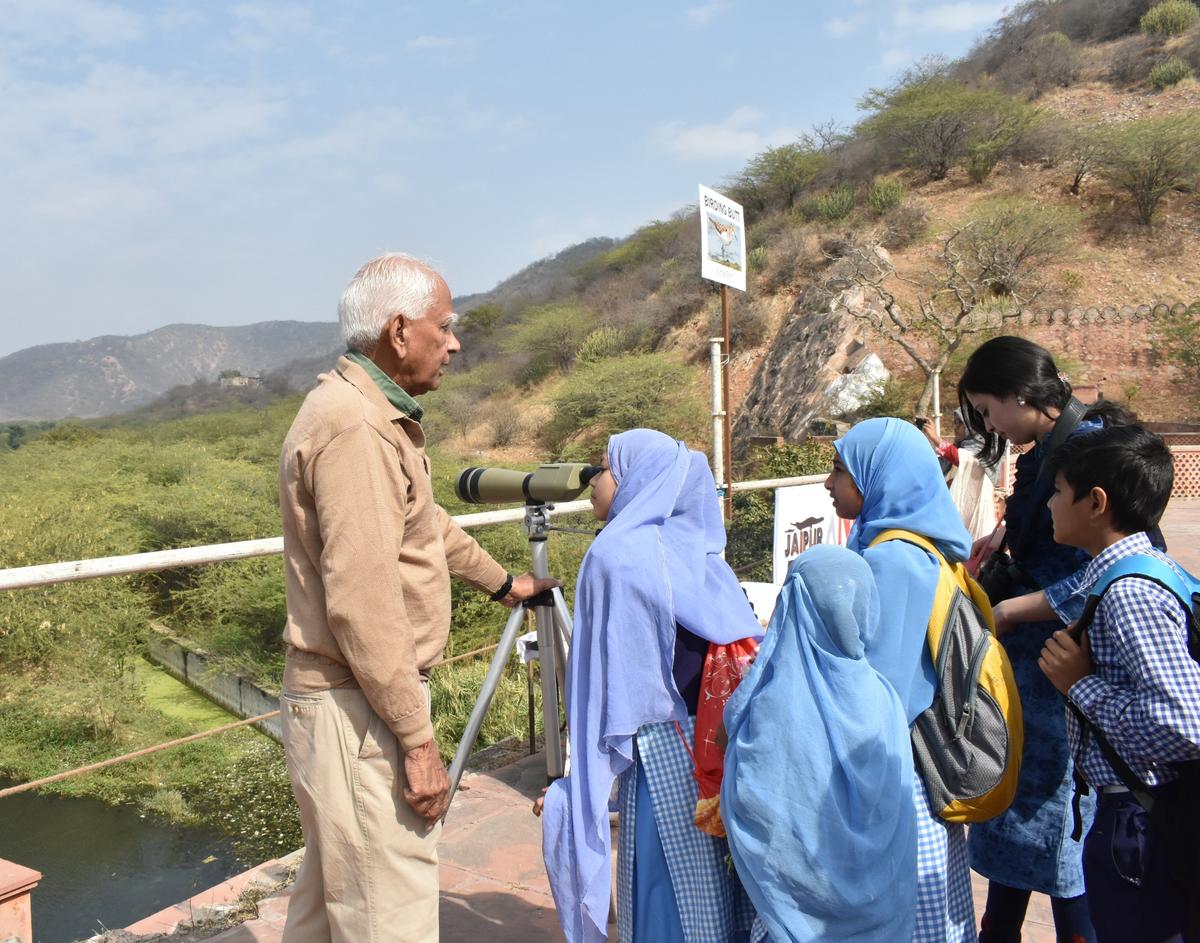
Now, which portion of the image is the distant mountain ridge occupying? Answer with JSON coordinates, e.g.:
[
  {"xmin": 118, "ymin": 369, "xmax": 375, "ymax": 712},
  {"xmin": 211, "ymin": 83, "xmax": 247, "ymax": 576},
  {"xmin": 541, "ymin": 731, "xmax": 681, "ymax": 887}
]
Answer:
[
  {"xmin": 0, "ymin": 321, "xmax": 342, "ymax": 420},
  {"xmin": 0, "ymin": 238, "xmax": 621, "ymax": 421}
]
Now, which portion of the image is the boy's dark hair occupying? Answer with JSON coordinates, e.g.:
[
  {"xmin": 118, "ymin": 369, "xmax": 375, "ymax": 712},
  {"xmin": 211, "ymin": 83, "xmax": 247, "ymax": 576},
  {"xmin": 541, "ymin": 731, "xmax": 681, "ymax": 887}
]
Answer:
[
  {"xmin": 957, "ymin": 336, "xmax": 1132, "ymax": 466},
  {"xmin": 1045, "ymin": 425, "xmax": 1174, "ymax": 535}
]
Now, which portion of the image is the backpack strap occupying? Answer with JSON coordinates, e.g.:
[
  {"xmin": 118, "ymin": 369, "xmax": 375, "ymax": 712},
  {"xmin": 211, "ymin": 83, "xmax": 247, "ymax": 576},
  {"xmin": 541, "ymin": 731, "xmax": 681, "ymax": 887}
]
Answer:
[{"xmin": 869, "ymin": 528, "xmax": 941, "ymax": 560}]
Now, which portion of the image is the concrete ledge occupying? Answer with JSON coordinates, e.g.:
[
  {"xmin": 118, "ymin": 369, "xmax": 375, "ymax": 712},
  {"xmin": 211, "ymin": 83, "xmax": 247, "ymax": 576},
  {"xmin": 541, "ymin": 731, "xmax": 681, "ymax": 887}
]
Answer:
[
  {"xmin": 146, "ymin": 625, "xmax": 281, "ymax": 742},
  {"xmin": 0, "ymin": 858, "xmax": 41, "ymax": 943}
]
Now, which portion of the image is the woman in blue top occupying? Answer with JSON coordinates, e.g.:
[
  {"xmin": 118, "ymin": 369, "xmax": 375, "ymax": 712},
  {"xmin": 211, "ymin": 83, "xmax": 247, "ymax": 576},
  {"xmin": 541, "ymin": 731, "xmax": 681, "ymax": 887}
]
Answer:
[
  {"xmin": 824, "ymin": 417, "xmax": 977, "ymax": 943},
  {"xmin": 958, "ymin": 336, "xmax": 1136, "ymax": 943},
  {"xmin": 539, "ymin": 428, "xmax": 759, "ymax": 943},
  {"xmin": 722, "ymin": 543, "xmax": 917, "ymax": 943}
]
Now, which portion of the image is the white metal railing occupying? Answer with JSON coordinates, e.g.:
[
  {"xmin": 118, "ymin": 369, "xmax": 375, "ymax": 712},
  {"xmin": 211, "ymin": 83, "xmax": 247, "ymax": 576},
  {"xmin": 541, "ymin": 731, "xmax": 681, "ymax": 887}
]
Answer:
[{"xmin": 0, "ymin": 476, "xmax": 826, "ymax": 591}]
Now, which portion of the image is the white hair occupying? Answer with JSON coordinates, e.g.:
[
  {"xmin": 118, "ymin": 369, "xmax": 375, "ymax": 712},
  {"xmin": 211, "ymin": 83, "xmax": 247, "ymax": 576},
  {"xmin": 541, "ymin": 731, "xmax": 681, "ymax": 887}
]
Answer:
[{"xmin": 338, "ymin": 252, "xmax": 444, "ymax": 353}]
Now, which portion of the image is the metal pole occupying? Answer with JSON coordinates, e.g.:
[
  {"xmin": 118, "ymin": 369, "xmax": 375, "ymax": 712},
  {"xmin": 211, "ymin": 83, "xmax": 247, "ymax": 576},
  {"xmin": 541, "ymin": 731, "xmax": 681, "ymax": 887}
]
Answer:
[
  {"xmin": 932, "ymin": 370, "xmax": 942, "ymax": 439},
  {"xmin": 721, "ymin": 284, "xmax": 734, "ymax": 519},
  {"xmin": 709, "ymin": 337, "xmax": 725, "ymax": 489},
  {"xmin": 445, "ymin": 603, "xmax": 528, "ymax": 806},
  {"xmin": 531, "ymin": 536, "xmax": 565, "ymax": 780}
]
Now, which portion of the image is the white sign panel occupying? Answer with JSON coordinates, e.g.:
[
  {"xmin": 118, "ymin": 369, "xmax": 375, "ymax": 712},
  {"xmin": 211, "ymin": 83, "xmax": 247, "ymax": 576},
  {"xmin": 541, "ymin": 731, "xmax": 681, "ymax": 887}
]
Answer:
[
  {"xmin": 698, "ymin": 184, "xmax": 747, "ymax": 292},
  {"xmin": 772, "ymin": 483, "xmax": 854, "ymax": 585}
]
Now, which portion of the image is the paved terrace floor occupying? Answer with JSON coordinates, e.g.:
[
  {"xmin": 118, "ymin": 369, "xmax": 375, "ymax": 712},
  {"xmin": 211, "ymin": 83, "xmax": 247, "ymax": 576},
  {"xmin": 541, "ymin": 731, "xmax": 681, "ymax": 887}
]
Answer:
[{"xmin": 135, "ymin": 499, "xmax": 1200, "ymax": 943}]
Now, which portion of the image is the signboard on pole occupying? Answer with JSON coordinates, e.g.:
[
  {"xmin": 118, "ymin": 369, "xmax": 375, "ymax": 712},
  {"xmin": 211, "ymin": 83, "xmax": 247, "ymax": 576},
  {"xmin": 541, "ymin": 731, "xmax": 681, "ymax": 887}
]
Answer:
[
  {"xmin": 698, "ymin": 184, "xmax": 746, "ymax": 292},
  {"xmin": 772, "ymin": 483, "xmax": 853, "ymax": 584}
]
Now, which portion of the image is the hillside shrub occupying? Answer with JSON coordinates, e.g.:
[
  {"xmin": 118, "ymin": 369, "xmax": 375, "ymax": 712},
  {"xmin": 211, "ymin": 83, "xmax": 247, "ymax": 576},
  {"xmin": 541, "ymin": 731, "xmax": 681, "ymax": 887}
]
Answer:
[
  {"xmin": 881, "ymin": 202, "xmax": 929, "ymax": 249},
  {"xmin": 867, "ymin": 177, "xmax": 906, "ymax": 216},
  {"xmin": 1150, "ymin": 54, "xmax": 1193, "ymax": 86},
  {"xmin": 1026, "ymin": 32, "xmax": 1079, "ymax": 96},
  {"xmin": 1141, "ymin": 0, "xmax": 1199, "ymax": 37},
  {"xmin": 815, "ymin": 185, "xmax": 856, "ymax": 221},
  {"xmin": 965, "ymin": 141, "xmax": 1003, "ymax": 183},
  {"xmin": 575, "ymin": 326, "xmax": 630, "ymax": 365},
  {"xmin": 543, "ymin": 353, "xmax": 704, "ymax": 458},
  {"xmin": 1096, "ymin": 113, "xmax": 1200, "ymax": 223},
  {"xmin": 858, "ymin": 79, "xmax": 1038, "ymax": 181}
]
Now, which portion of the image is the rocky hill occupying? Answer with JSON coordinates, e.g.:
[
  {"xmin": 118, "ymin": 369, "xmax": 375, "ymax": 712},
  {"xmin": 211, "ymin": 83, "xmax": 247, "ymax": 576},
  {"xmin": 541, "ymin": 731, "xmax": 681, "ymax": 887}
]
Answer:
[{"xmin": 0, "ymin": 322, "xmax": 341, "ymax": 420}]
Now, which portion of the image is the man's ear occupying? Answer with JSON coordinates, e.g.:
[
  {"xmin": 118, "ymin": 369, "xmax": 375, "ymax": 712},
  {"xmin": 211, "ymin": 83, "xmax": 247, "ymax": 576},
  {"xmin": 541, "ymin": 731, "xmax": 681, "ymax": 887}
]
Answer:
[
  {"xmin": 1089, "ymin": 486, "xmax": 1109, "ymax": 520},
  {"xmin": 385, "ymin": 314, "xmax": 407, "ymax": 354}
]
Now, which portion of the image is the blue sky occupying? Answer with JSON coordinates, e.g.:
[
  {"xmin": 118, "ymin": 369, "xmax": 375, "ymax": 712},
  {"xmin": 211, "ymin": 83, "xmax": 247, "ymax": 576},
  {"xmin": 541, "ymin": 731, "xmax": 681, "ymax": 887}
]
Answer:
[{"xmin": 0, "ymin": 0, "xmax": 1009, "ymax": 357}]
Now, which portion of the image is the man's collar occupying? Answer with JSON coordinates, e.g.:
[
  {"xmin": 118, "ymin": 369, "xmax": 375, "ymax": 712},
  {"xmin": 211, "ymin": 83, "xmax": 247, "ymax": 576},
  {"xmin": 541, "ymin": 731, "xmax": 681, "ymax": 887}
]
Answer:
[{"xmin": 344, "ymin": 350, "xmax": 424, "ymax": 422}]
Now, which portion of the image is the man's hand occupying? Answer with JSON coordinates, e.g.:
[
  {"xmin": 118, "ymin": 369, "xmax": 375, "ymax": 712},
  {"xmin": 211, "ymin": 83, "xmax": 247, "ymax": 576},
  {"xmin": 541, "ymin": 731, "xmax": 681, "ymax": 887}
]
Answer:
[
  {"xmin": 499, "ymin": 571, "xmax": 563, "ymax": 609},
  {"xmin": 402, "ymin": 739, "xmax": 450, "ymax": 826},
  {"xmin": 1038, "ymin": 626, "xmax": 1093, "ymax": 695}
]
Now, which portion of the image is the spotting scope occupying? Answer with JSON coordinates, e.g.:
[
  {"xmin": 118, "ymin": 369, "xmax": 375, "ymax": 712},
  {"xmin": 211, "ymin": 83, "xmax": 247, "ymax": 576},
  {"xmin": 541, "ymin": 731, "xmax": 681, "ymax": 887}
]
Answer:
[{"xmin": 456, "ymin": 462, "xmax": 602, "ymax": 505}]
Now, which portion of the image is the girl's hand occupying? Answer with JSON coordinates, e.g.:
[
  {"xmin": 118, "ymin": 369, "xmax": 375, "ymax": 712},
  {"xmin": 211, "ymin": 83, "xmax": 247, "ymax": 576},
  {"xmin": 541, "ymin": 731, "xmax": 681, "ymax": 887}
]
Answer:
[{"xmin": 532, "ymin": 786, "xmax": 549, "ymax": 817}]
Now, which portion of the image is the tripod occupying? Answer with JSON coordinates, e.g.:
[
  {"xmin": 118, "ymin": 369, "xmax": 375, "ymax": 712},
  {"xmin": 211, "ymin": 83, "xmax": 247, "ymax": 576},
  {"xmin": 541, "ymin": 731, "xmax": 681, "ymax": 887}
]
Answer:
[{"xmin": 446, "ymin": 502, "xmax": 581, "ymax": 807}]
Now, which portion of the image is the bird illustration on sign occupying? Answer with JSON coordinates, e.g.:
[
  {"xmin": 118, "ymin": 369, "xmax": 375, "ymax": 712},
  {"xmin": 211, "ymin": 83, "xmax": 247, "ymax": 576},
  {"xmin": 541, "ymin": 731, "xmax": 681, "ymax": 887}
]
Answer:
[{"xmin": 707, "ymin": 213, "xmax": 739, "ymax": 264}]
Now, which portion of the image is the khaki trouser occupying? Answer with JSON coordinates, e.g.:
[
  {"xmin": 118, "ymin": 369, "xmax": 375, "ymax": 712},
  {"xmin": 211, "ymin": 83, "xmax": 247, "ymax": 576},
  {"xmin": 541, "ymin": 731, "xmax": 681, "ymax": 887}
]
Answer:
[{"xmin": 280, "ymin": 685, "xmax": 441, "ymax": 943}]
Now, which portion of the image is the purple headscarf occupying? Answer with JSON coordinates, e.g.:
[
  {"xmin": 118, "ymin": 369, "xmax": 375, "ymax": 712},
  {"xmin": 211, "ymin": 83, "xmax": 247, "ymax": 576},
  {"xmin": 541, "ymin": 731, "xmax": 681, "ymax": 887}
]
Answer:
[{"xmin": 541, "ymin": 428, "xmax": 760, "ymax": 942}]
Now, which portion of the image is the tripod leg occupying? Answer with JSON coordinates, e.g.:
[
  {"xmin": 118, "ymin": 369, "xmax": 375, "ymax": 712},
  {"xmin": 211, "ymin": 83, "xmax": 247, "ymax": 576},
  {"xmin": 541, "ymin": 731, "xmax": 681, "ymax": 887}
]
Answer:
[
  {"xmin": 536, "ymin": 599, "xmax": 565, "ymax": 781},
  {"xmin": 445, "ymin": 603, "xmax": 527, "ymax": 810},
  {"xmin": 551, "ymin": 586, "xmax": 573, "ymax": 645}
]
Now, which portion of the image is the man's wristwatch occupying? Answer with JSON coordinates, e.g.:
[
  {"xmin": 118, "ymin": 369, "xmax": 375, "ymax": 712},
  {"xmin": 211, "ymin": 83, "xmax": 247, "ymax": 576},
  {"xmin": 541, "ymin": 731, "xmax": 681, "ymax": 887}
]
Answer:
[{"xmin": 489, "ymin": 573, "xmax": 514, "ymax": 602}]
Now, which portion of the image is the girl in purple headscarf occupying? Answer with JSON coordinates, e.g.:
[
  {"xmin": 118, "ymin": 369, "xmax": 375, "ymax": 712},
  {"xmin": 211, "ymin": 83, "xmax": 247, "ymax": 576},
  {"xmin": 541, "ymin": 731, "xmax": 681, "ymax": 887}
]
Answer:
[{"xmin": 538, "ymin": 428, "xmax": 760, "ymax": 943}]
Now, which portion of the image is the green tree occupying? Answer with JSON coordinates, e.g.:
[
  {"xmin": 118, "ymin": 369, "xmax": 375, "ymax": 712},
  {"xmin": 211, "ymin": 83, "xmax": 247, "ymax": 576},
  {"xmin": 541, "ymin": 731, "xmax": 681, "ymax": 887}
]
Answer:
[
  {"xmin": 504, "ymin": 301, "xmax": 595, "ymax": 382},
  {"xmin": 858, "ymin": 79, "xmax": 1037, "ymax": 181},
  {"xmin": 1095, "ymin": 114, "xmax": 1200, "ymax": 224},
  {"xmin": 731, "ymin": 143, "xmax": 832, "ymax": 213}
]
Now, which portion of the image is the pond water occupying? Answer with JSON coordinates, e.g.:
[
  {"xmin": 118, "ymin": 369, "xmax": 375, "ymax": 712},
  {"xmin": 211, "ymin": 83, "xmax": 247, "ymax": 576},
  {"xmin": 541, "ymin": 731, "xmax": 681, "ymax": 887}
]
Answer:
[
  {"xmin": 0, "ymin": 662, "xmax": 263, "ymax": 942},
  {"xmin": 0, "ymin": 785, "xmax": 243, "ymax": 943}
]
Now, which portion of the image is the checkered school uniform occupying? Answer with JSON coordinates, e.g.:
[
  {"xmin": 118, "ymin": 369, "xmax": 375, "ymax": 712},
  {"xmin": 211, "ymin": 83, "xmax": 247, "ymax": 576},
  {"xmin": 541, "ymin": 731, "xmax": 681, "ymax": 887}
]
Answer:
[
  {"xmin": 616, "ymin": 717, "xmax": 756, "ymax": 943},
  {"xmin": 913, "ymin": 773, "xmax": 976, "ymax": 943},
  {"xmin": 1066, "ymin": 532, "xmax": 1200, "ymax": 789}
]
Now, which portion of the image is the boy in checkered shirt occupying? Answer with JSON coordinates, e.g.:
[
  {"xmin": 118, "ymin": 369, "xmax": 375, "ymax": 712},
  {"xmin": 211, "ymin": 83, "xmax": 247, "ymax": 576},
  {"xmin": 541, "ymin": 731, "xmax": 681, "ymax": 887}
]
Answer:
[{"xmin": 1038, "ymin": 425, "xmax": 1200, "ymax": 943}]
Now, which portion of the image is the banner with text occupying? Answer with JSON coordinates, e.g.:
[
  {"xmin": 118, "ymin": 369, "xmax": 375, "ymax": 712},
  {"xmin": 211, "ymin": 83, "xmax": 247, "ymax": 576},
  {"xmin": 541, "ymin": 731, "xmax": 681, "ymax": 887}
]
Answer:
[
  {"xmin": 772, "ymin": 483, "xmax": 853, "ymax": 584},
  {"xmin": 698, "ymin": 184, "xmax": 746, "ymax": 292}
]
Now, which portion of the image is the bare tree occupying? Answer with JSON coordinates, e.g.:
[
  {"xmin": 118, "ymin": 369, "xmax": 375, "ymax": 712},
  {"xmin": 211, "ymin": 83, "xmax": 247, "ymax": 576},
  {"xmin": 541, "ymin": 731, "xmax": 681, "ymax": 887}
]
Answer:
[{"xmin": 836, "ymin": 227, "xmax": 1052, "ymax": 416}]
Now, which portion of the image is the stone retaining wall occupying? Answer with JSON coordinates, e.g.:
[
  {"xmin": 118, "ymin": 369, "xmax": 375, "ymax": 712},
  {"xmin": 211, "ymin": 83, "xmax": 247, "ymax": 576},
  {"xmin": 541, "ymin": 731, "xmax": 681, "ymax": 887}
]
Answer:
[{"xmin": 146, "ymin": 625, "xmax": 281, "ymax": 742}]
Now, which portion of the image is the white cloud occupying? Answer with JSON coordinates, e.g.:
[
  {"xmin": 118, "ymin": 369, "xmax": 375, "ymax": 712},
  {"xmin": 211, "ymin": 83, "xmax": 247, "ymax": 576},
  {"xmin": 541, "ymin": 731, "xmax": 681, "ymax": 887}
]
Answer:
[
  {"xmin": 406, "ymin": 34, "xmax": 479, "ymax": 63},
  {"xmin": 881, "ymin": 47, "xmax": 914, "ymax": 69},
  {"xmin": 827, "ymin": 14, "xmax": 866, "ymax": 37},
  {"xmin": 656, "ymin": 106, "xmax": 798, "ymax": 161},
  {"xmin": 686, "ymin": 1, "xmax": 731, "ymax": 27},
  {"xmin": 0, "ymin": 0, "xmax": 145, "ymax": 48},
  {"xmin": 893, "ymin": 2, "xmax": 1007, "ymax": 34},
  {"xmin": 228, "ymin": 2, "xmax": 315, "ymax": 54}
]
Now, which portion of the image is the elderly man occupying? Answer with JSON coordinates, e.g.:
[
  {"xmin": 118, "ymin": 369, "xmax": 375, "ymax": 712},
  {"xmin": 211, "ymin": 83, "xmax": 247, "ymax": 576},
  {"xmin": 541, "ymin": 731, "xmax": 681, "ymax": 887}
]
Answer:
[{"xmin": 278, "ymin": 252, "xmax": 557, "ymax": 942}]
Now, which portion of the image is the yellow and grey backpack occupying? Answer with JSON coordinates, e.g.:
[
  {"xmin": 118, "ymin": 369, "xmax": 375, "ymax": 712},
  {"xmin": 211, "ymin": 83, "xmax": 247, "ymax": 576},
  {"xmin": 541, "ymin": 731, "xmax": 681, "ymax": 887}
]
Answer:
[{"xmin": 871, "ymin": 529, "xmax": 1024, "ymax": 824}]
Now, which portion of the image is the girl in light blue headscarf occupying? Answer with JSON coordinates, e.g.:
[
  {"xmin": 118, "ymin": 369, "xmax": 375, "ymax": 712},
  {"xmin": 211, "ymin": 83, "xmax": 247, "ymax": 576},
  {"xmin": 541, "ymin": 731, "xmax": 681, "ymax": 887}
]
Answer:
[
  {"xmin": 825, "ymin": 417, "xmax": 978, "ymax": 943},
  {"xmin": 722, "ymin": 543, "xmax": 917, "ymax": 943},
  {"xmin": 540, "ymin": 428, "xmax": 760, "ymax": 943}
]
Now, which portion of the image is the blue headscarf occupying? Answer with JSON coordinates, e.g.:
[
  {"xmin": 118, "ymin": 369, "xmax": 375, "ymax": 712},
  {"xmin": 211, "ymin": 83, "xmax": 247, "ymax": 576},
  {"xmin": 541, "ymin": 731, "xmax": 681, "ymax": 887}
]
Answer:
[
  {"xmin": 541, "ymin": 428, "xmax": 760, "ymax": 942},
  {"xmin": 835, "ymin": 418, "xmax": 972, "ymax": 722},
  {"xmin": 722, "ymin": 544, "xmax": 916, "ymax": 942}
]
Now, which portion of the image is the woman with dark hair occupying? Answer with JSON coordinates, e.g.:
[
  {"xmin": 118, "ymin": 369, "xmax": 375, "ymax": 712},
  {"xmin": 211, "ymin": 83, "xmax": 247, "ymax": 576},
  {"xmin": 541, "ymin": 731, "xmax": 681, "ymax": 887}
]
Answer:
[{"xmin": 957, "ymin": 335, "xmax": 1135, "ymax": 943}]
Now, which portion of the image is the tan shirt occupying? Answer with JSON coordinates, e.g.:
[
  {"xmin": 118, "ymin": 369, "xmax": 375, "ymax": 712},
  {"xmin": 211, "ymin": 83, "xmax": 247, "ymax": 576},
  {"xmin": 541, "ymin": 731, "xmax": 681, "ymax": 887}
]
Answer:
[{"xmin": 279, "ymin": 356, "xmax": 508, "ymax": 750}]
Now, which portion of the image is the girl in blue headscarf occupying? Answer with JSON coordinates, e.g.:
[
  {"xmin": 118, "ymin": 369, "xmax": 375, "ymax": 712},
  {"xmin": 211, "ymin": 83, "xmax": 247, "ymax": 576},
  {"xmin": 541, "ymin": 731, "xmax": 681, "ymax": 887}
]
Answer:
[
  {"xmin": 722, "ymin": 543, "xmax": 917, "ymax": 942},
  {"xmin": 539, "ymin": 428, "xmax": 760, "ymax": 943},
  {"xmin": 825, "ymin": 417, "xmax": 977, "ymax": 943}
]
